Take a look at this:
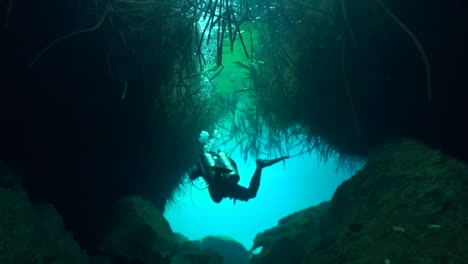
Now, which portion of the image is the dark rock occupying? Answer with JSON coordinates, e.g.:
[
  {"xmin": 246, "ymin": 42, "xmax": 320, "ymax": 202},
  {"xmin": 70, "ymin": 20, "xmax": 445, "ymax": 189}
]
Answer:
[
  {"xmin": 250, "ymin": 202, "xmax": 330, "ymax": 264},
  {"xmin": 97, "ymin": 196, "xmax": 177, "ymax": 264},
  {"xmin": 348, "ymin": 223, "xmax": 363, "ymax": 232},
  {"xmin": 202, "ymin": 236, "xmax": 249, "ymax": 264},
  {"xmin": 170, "ymin": 256, "xmax": 192, "ymax": 264},
  {"xmin": 90, "ymin": 255, "xmax": 114, "ymax": 264},
  {"xmin": 95, "ymin": 197, "xmax": 223, "ymax": 264},
  {"xmin": 0, "ymin": 187, "xmax": 88, "ymax": 263},
  {"xmin": 251, "ymin": 138, "xmax": 468, "ymax": 264},
  {"xmin": 178, "ymin": 239, "xmax": 203, "ymax": 254},
  {"xmin": 0, "ymin": 161, "xmax": 22, "ymax": 190},
  {"xmin": 174, "ymin": 250, "xmax": 223, "ymax": 264},
  {"xmin": 172, "ymin": 236, "xmax": 223, "ymax": 264}
]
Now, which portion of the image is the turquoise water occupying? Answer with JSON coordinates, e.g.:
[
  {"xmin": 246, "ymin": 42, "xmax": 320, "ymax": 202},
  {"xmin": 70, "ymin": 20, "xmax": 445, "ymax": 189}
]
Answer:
[
  {"xmin": 162, "ymin": 4, "xmax": 364, "ymax": 249},
  {"xmin": 164, "ymin": 146, "xmax": 361, "ymax": 250}
]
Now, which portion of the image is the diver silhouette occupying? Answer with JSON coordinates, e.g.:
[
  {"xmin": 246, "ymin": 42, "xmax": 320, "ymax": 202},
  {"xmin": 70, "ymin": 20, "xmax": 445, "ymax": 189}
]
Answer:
[{"xmin": 189, "ymin": 151, "xmax": 288, "ymax": 203}]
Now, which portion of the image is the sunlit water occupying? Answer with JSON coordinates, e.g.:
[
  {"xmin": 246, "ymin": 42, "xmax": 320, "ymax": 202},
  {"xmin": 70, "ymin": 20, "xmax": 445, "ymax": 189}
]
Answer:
[{"xmin": 164, "ymin": 148, "xmax": 362, "ymax": 250}]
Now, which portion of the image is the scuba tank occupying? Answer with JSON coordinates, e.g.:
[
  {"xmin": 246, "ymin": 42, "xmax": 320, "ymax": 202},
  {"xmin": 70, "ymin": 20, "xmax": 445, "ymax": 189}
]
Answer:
[
  {"xmin": 217, "ymin": 152, "xmax": 240, "ymax": 184},
  {"xmin": 200, "ymin": 151, "xmax": 240, "ymax": 184},
  {"xmin": 200, "ymin": 152, "xmax": 216, "ymax": 180}
]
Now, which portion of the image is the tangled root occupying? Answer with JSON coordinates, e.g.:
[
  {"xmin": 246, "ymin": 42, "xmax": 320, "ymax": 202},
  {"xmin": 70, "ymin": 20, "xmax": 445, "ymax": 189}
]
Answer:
[{"xmin": 375, "ymin": 0, "xmax": 432, "ymax": 103}]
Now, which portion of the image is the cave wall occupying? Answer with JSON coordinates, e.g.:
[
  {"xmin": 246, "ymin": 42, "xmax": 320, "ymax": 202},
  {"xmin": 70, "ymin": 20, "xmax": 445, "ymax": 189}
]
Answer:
[{"xmin": 0, "ymin": 0, "xmax": 196, "ymax": 253}]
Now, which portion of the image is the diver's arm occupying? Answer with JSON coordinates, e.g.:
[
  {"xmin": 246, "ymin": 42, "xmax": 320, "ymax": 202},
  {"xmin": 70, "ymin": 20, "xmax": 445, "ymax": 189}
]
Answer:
[{"xmin": 203, "ymin": 169, "xmax": 221, "ymax": 185}]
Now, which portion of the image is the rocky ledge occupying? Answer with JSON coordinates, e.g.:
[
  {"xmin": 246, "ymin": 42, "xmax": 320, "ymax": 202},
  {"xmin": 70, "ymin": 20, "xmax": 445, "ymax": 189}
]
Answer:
[{"xmin": 251, "ymin": 138, "xmax": 468, "ymax": 264}]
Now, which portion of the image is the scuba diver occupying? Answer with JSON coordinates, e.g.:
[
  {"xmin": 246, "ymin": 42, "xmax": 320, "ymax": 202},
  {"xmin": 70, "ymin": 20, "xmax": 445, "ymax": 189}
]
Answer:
[{"xmin": 189, "ymin": 151, "xmax": 288, "ymax": 203}]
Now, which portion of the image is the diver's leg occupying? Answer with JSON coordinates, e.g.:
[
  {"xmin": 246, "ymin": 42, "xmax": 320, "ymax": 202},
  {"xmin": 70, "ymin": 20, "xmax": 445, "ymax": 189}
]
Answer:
[
  {"xmin": 233, "ymin": 159, "xmax": 283, "ymax": 200},
  {"xmin": 230, "ymin": 157, "xmax": 289, "ymax": 201},
  {"xmin": 243, "ymin": 157, "xmax": 287, "ymax": 198},
  {"xmin": 247, "ymin": 167, "xmax": 262, "ymax": 197},
  {"xmin": 227, "ymin": 167, "xmax": 262, "ymax": 201}
]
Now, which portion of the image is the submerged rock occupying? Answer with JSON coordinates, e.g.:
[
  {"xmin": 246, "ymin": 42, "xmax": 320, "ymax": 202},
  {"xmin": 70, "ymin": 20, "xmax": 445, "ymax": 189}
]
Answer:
[
  {"xmin": 90, "ymin": 255, "xmax": 114, "ymax": 264},
  {"xmin": 0, "ymin": 161, "xmax": 22, "ymax": 190},
  {"xmin": 96, "ymin": 198, "xmax": 224, "ymax": 264},
  {"xmin": 250, "ymin": 202, "xmax": 331, "ymax": 264},
  {"xmin": 202, "ymin": 236, "xmax": 249, "ymax": 264},
  {"xmin": 169, "ymin": 234, "xmax": 223, "ymax": 264},
  {"xmin": 251, "ymin": 138, "xmax": 468, "ymax": 264},
  {"xmin": 97, "ymin": 196, "xmax": 177, "ymax": 264},
  {"xmin": 0, "ymin": 187, "xmax": 88, "ymax": 264},
  {"xmin": 173, "ymin": 250, "xmax": 223, "ymax": 264}
]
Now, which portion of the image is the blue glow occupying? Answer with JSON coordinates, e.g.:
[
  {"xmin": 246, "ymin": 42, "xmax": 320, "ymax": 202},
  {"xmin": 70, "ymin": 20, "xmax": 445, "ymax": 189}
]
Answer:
[{"xmin": 164, "ymin": 148, "xmax": 361, "ymax": 250}]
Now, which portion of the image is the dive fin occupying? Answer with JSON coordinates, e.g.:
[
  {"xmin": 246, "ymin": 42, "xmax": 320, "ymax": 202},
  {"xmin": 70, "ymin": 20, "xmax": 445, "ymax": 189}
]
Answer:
[{"xmin": 256, "ymin": 156, "xmax": 289, "ymax": 169}]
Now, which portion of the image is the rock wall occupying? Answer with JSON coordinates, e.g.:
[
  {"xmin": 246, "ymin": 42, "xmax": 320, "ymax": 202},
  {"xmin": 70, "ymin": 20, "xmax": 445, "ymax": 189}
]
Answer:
[
  {"xmin": 202, "ymin": 236, "xmax": 249, "ymax": 264},
  {"xmin": 251, "ymin": 138, "xmax": 468, "ymax": 264},
  {"xmin": 0, "ymin": 163, "xmax": 88, "ymax": 264},
  {"xmin": 0, "ymin": 162, "xmax": 226, "ymax": 264}
]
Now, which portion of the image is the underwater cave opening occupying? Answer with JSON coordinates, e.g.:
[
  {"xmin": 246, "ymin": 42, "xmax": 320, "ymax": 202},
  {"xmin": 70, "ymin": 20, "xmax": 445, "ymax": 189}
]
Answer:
[
  {"xmin": 164, "ymin": 136, "xmax": 363, "ymax": 250},
  {"xmin": 161, "ymin": 0, "xmax": 365, "ymax": 250}
]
